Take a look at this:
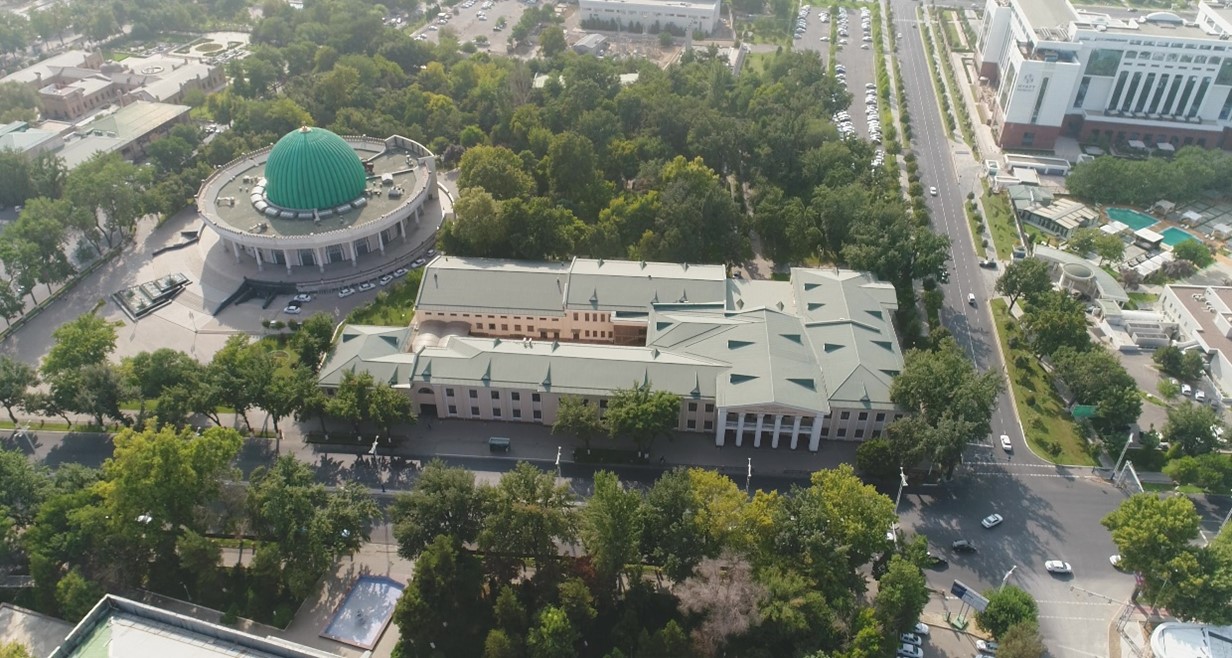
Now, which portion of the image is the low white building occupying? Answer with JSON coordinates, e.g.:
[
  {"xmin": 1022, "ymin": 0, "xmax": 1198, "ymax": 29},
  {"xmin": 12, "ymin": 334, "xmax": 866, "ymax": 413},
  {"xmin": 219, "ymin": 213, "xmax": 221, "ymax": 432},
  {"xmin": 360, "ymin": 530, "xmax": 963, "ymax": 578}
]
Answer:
[
  {"xmin": 1150, "ymin": 622, "xmax": 1232, "ymax": 658},
  {"xmin": 578, "ymin": 0, "xmax": 721, "ymax": 35},
  {"xmin": 1160, "ymin": 285, "xmax": 1232, "ymax": 398}
]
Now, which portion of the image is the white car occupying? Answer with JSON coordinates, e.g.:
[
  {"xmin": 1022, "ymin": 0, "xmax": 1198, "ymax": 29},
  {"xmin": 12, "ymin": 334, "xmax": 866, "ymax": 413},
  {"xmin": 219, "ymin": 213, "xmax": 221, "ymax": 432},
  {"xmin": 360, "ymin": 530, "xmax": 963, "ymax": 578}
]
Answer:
[
  {"xmin": 896, "ymin": 644, "xmax": 923, "ymax": 658},
  {"xmin": 283, "ymin": 301, "xmax": 302, "ymax": 315},
  {"xmin": 981, "ymin": 513, "xmax": 1003, "ymax": 529},
  {"xmin": 976, "ymin": 639, "xmax": 999, "ymax": 653},
  {"xmin": 912, "ymin": 622, "xmax": 930, "ymax": 637},
  {"xmin": 379, "ymin": 274, "xmax": 394, "ymax": 286},
  {"xmin": 929, "ymin": 186, "xmax": 938, "ymax": 196},
  {"xmin": 393, "ymin": 267, "xmax": 409, "ymax": 277},
  {"xmin": 1000, "ymin": 434, "xmax": 1012, "ymax": 451},
  {"xmin": 1182, "ymin": 383, "xmax": 1193, "ymax": 396},
  {"xmin": 412, "ymin": 258, "xmax": 427, "ymax": 268},
  {"xmin": 1196, "ymin": 389, "xmax": 1207, "ymax": 401},
  {"xmin": 1110, "ymin": 554, "xmax": 1123, "ymax": 569},
  {"xmin": 357, "ymin": 281, "xmax": 376, "ymax": 292},
  {"xmin": 337, "ymin": 287, "xmax": 356, "ymax": 298},
  {"xmin": 1045, "ymin": 560, "xmax": 1073, "ymax": 574},
  {"xmin": 900, "ymin": 633, "xmax": 922, "ymax": 646},
  {"xmin": 292, "ymin": 293, "xmax": 313, "ymax": 303}
]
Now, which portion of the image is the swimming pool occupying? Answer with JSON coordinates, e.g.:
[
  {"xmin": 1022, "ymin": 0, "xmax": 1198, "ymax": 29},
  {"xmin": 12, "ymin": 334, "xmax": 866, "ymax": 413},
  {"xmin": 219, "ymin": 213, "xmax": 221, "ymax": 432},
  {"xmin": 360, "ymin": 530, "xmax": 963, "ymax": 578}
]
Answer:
[
  {"xmin": 1107, "ymin": 207, "xmax": 1158, "ymax": 231},
  {"xmin": 1161, "ymin": 227, "xmax": 1199, "ymax": 247}
]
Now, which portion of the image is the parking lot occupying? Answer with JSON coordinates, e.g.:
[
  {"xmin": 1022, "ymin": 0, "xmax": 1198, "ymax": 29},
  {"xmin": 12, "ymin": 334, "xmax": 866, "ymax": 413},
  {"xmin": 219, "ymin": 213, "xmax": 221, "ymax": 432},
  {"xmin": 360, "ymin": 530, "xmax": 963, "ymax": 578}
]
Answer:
[
  {"xmin": 793, "ymin": 4, "xmax": 885, "ymax": 167},
  {"xmin": 410, "ymin": 0, "xmax": 531, "ymax": 53}
]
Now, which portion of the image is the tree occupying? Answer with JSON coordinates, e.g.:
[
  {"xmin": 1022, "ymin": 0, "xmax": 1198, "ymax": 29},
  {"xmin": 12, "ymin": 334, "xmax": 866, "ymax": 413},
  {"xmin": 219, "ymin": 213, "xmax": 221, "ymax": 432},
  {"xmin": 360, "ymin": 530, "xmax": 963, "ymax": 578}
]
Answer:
[
  {"xmin": 391, "ymin": 460, "xmax": 489, "ymax": 558},
  {"xmin": 604, "ymin": 383, "xmax": 681, "ymax": 455},
  {"xmin": 41, "ymin": 313, "xmax": 118, "ymax": 379},
  {"xmin": 1103, "ymin": 493, "xmax": 1200, "ymax": 586},
  {"xmin": 783, "ymin": 465, "xmax": 897, "ymax": 572},
  {"xmin": 392, "ymin": 534, "xmax": 486, "ymax": 658},
  {"xmin": 457, "ymin": 145, "xmax": 535, "ymax": 201},
  {"xmin": 544, "ymin": 131, "xmax": 609, "ymax": 221},
  {"xmin": 63, "ymin": 152, "xmax": 153, "ymax": 247},
  {"xmin": 56, "ymin": 362, "xmax": 131, "ymax": 427},
  {"xmin": 580, "ymin": 470, "xmax": 643, "ymax": 596},
  {"xmin": 1173, "ymin": 239, "xmax": 1214, "ymax": 268},
  {"xmin": 0, "ymin": 81, "xmax": 38, "ymax": 124},
  {"xmin": 676, "ymin": 556, "xmax": 766, "ymax": 657},
  {"xmin": 0, "ymin": 448, "xmax": 50, "ymax": 527},
  {"xmin": 1164, "ymin": 454, "xmax": 1232, "ymax": 492},
  {"xmin": 0, "ymin": 642, "xmax": 33, "ymax": 658},
  {"xmin": 1164, "ymin": 402, "xmax": 1223, "ymax": 456},
  {"xmin": 0, "ymin": 356, "xmax": 38, "ymax": 423},
  {"xmin": 553, "ymin": 395, "xmax": 607, "ymax": 452},
  {"xmin": 997, "ymin": 622, "xmax": 1046, "ymax": 658},
  {"xmin": 529, "ymin": 605, "xmax": 579, "ymax": 658},
  {"xmin": 995, "ymin": 258, "xmax": 1051, "ymax": 312},
  {"xmin": 976, "ymin": 585, "xmax": 1038, "ymax": 639},
  {"xmin": 368, "ymin": 380, "xmax": 415, "ymax": 436},
  {"xmin": 122, "ymin": 348, "xmax": 201, "ymax": 423},
  {"xmin": 890, "ymin": 337, "xmax": 1001, "ymax": 473},
  {"xmin": 208, "ymin": 336, "xmax": 273, "ymax": 431},
  {"xmin": 746, "ymin": 566, "xmax": 836, "ymax": 657},
  {"xmin": 540, "ymin": 25, "xmax": 567, "ymax": 57},
  {"xmin": 1020, "ymin": 290, "xmax": 1090, "ymax": 357},
  {"xmin": 1051, "ymin": 345, "xmax": 1141, "ymax": 433},
  {"xmin": 55, "ymin": 568, "xmax": 103, "ymax": 622},
  {"xmin": 257, "ymin": 365, "xmax": 316, "ymax": 436},
  {"xmin": 479, "ymin": 461, "xmax": 576, "ymax": 571},
  {"xmin": 640, "ymin": 468, "xmax": 708, "ymax": 581},
  {"xmin": 1154, "ymin": 345, "xmax": 1206, "ymax": 382},
  {"xmin": 874, "ymin": 555, "xmax": 929, "ymax": 635},
  {"xmin": 854, "ymin": 438, "xmax": 902, "ymax": 480},
  {"xmin": 289, "ymin": 313, "xmax": 336, "ymax": 371}
]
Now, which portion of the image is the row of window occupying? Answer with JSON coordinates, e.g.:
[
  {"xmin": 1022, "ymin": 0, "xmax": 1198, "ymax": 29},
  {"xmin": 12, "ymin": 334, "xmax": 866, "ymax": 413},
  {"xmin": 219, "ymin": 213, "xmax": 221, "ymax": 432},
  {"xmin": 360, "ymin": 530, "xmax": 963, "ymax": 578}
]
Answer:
[
  {"xmin": 727, "ymin": 410, "xmax": 894, "ymax": 423},
  {"xmin": 447, "ymin": 405, "xmax": 542, "ymax": 420},
  {"xmin": 449, "ymin": 389, "xmax": 541, "ymax": 402},
  {"xmin": 1124, "ymin": 51, "xmax": 1220, "ymax": 65},
  {"xmin": 1123, "ymin": 40, "xmax": 1226, "ymax": 51}
]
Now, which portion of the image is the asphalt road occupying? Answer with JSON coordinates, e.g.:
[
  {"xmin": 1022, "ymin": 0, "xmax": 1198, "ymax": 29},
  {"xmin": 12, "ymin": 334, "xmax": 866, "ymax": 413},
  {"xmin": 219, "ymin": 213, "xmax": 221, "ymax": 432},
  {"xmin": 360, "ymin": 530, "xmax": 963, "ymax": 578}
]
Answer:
[{"xmin": 885, "ymin": 1, "xmax": 1137, "ymax": 655}]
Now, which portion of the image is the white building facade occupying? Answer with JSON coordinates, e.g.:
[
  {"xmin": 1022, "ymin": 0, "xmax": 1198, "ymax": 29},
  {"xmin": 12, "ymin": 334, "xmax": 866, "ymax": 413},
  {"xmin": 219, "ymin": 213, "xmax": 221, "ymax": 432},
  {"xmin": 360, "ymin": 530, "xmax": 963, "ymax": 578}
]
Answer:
[
  {"xmin": 976, "ymin": 0, "xmax": 1232, "ymax": 150},
  {"xmin": 578, "ymin": 0, "xmax": 721, "ymax": 35}
]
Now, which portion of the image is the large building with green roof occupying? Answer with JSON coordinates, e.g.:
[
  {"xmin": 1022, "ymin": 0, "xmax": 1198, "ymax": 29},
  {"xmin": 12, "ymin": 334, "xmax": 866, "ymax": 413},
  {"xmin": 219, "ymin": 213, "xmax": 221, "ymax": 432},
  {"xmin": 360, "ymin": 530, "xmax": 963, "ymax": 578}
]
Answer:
[
  {"xmin": 196, "ymin": 126, "xmax": 437, "ymax": 274},
  {"xmin": 320, "ymin": 256, "xmax": 907, "ymax": 451}
]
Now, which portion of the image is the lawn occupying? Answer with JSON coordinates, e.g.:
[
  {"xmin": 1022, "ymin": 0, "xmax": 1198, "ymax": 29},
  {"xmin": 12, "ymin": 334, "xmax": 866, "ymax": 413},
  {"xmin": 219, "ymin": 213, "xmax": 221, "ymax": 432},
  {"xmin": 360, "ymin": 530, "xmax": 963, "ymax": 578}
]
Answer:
[
  {"xmin": 982, "ymin": 187, "xmax": 1019, "ymax": 260},
  {"xmin": 346, "ymin": 269, "xmax": 423, "ymax": 326},
  {"xmin": 746, "ymin": 50, "xmax": 777, "ymax": 74},
  {"xmin": 991, "ymin": 299, "xmax": 1096, "ymax": 465}
]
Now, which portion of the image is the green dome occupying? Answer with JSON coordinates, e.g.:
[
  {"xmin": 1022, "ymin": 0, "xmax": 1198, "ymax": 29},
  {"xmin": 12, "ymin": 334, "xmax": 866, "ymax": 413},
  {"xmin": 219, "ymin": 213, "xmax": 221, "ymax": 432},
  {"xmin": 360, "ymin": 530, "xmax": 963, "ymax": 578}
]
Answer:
[{"xmin": 264, "ymin": 126, "xmax": 367, "ymax": 211}]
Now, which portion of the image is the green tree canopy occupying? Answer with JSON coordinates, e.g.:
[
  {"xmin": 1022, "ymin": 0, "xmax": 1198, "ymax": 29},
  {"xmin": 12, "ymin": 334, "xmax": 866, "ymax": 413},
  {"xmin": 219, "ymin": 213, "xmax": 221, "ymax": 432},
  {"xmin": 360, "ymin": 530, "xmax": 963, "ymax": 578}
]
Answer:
[
  {"xmin": 976, "ymin": 585, "xmax": 1038, "ymax": 639},
  {"xmin": 391, "ymin": 460, "xmax": 489, "ymax": 558},
  {"xmin": 1164, "ymin": 402, "xmax": 1224, "ymax": 456},
  {"xmin": 995, "ymin": 258, "xmax": 1051, "ymax": 312},
  {"xmin": 604, "ymin": 382, "xmax": 681, "ymax": 454},
  {"xmin": 1103, "ymin": 493, "xmax": 1200, "ymax": 587}
]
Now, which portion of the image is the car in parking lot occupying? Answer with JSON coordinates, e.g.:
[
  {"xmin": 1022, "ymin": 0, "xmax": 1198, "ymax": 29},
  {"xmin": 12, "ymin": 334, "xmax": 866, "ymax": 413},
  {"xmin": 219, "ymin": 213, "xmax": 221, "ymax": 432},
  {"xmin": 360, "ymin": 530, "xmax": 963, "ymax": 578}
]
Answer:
[
  {"xmin": 283, "ymin": 301, "xmax": 302, "ymax": 314},
  {"xmin": 900, "ymin": 633, "xmax": 922, "ymax": 646},
  {"xmin": 952, "ymin": 539, "xmax": 976, "ymax": 553},
  {"xmin": 1196, "ymin": 389, "xmax": 1207, "ymax": 401},
  {"xmin": 292, "ymin": 293, "xmax": 314, "ymax": 303},
  {"xmin": 1045, "ymin": 560, "xmax": 1073, "ymax": 574},
  {"xmin": 412, "ymin": 258, "xmax": 427, "ymax": 268},
  {"xmin": 379, "ymin": 274, "xmax": 395, "ymax": 286},
  {"xmin": 981, "ymin": 513, "xmax": 1004, "ymax": 528},
  {"xmin": 337, "ymin": 286, "xmax": 356, "ymax": 298},
  {"xmin": 976, "ymin": 639, "xmax": 999, "ymax": 653},
  {"xmin": 1182, "ymin": 383, "xmax": 1193, "ymax": 396},
  {"xmin": 357, "ymin": 281, "xmax": 376, "ymax": 292},
  {"xmin": 393, "ymin": 267, "xmax": 409, "ymax": 277},
  {"xmin": 896, "ymin": 643, "xmax": 923, "ymax": 658},
  {"xmin": 913, "ymin": 622, "xmax": 930, "ymax": 637}
]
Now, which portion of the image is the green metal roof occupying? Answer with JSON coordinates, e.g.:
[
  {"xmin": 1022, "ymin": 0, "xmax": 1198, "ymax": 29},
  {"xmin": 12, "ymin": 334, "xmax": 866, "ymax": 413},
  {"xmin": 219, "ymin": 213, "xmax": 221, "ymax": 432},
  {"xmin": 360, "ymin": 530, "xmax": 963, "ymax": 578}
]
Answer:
[{"xmin": 264, "ymin": 126, "xmax": 367, "ymax": 211}]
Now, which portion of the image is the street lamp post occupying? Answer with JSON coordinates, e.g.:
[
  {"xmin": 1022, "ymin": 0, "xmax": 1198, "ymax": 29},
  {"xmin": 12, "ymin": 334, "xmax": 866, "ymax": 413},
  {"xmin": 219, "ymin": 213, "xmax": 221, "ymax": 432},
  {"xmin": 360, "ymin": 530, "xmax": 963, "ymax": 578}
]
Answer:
[
  {"xmin": 894, "ymin": 467, "xmax": 909, "ymax": 515},
  {"xmin": 1001, "ymin": 565, "xmax": 1017, "ymax": 589},
  {"xmin": 745, "ymin": 458, "xmax": 752, "ymax": 495},
  {"xmin": 555, "ymin": 445, "xmax": 562, "ymax": 478}
]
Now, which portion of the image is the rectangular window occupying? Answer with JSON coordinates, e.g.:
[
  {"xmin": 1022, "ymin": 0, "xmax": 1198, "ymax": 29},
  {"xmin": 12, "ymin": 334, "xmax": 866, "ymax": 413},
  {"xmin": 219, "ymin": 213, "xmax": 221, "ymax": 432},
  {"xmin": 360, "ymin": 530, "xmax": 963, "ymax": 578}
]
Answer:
[
  {"xmin": 491, "ymin": 391, "xmax": 500, "ymax": 400},
  {"xmin": 469, "ymin": 390, "xmax": 478, "ymax": 399},
  {"xmin": 501, "ymin": 324, "xmax": 508, "ymax": 331},
  {"xmin": 858, "ymin": 412, "xmax": 869, "ymax": 421},
  {"xmin": 599, "ymin": 399, "xmax": 608, "ymax": 409},
  {"xmin": 705, "ymin": 403, "xmax": 714, "ymax": 413},
  {"xmin": 512, "ymin": 392, "xmax": 520, "ymax": 401},
  {"xmin": 533, "ymin": 393, "xmax": 541, "ymax": 402},
  {"xmin": 533, "ymin": 410, "xmax": 542, "ymax": 420},
  {"xmin": 470, "ymin": 406, "xmax": 480, "ymax": 415},
  {"xmin": 704, "ymin": 421, "xmax": 713, "ymax": 430},
  {"xmin": 493, "ymin": 408, "xmax": 502, "ymax": 418},
  {"xmin": 855, "ymin": 428, "xmax": 865, "ymax": 438},
  {"xmin": 688, "ymin": 402, "xmax": 697, "ymax": 412},
  {"xmin": 687, "ymin": 419, "xmax": 696, "ymax": 429},
  {"xmin": 446, "ymin": 388, "xmax": 455, "ymax": 397},
  {"xmin": 528, "ymin": 325, "xmax": 534, "ymax": 331},
  {"xmin": 837, "ymin": 427, "xmax": 847, "ymax": 438},
  {"xmin": 489, "ymin": 323, "xmax": 495, "ymax": 329},
  {"xmin": 876, "ymin": 412, "xmax": 886, "ymax": 422},
  {"xmin": 513, "ymin": 409, "xmax": 522, "ymax": 418},
  {"xmin": 515, "ymin": 325, "xmax": 521, "ymax": 331},
  {"xmin": 840, "ymin": 411, "xmax": 851, "ymax": 420},
  {"xmin": 448, "ymin": 405, "xmax": 457, "ymax": 414}
]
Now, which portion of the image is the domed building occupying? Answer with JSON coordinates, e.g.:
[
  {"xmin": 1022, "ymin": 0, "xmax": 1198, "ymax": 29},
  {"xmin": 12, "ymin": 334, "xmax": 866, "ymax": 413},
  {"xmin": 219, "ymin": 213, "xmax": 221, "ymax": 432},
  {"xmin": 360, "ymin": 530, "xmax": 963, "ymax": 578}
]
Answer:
[{"xmin": 197, "ymin": 127, "xmax": 438, "ymax": 274}]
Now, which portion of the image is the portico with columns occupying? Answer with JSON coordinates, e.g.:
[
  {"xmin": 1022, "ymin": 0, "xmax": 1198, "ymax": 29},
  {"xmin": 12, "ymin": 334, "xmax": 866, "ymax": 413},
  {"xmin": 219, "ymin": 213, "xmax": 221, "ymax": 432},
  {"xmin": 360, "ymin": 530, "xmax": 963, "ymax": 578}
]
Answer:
[{"xmin": 714, "ymin": 404, "xmax": 899, "ymax": 452}]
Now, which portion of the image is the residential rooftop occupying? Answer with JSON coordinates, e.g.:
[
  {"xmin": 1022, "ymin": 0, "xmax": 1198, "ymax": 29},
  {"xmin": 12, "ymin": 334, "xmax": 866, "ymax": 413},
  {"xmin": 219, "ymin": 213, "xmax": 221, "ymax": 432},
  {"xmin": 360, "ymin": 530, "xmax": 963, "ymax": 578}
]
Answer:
[{"xmin": 57, "ymin": 100, "xmax": 189, "ymax": 168}]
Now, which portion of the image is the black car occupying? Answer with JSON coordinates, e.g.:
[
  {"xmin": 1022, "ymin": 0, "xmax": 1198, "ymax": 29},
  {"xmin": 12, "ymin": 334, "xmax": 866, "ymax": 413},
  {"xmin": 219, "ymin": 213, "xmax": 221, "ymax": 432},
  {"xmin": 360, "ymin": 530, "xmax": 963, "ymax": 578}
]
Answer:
[
  {"xmin": 979, "ymin": 259, "xmax": 998, "ymax": 269},
  {"xmin": 952, "ymin": 540, "xmax": 976, "ymax": 553}
]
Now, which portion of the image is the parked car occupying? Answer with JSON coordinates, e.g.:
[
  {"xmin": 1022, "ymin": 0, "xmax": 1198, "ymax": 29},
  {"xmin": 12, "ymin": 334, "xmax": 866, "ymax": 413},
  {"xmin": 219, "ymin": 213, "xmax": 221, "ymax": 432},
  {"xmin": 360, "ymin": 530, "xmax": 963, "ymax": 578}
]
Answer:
[
  {"xmin": 1045, "ymin": 560, "xmax": 1073, "ymax": 574},
  {"xmin": 900, "ymin": 633, "xmax": 923, "ymax": 646},
  {"xmin": 981, "ymin": 513, "xmax": 1004, "ymax": 529},
  {"xmin": 979, "ymin": 259, "xmax": 998, "ymax": 268},
  {"xmin": 912, "ymin": 622, "xmax": 930, "ymax": 637},
  {"xmin": 379, "ymin": 274, "xmax": 394, "ymax": 286},
  {"xmin": 1110, "ymin": 554, "xmax": 1123, "ymax": 569},
  {"xmin": 968, "ymin": 293, "xmax": 976, "ymax": 306},
  {"xmin": 283, "ymin": 301, "xmax": 302, "ymax": 314},
  {"xmin": 393, "ymin": 267, "xmax": 409, "ymax": 277},
  {"xmin": 1196, "ymin": 389, "xmax": 1207, "ymax": 401},
  {"xmin": 896, "ymin": 643, "xmax": 924, "ymax": 658},
  {"xmin": 337, "ymin": 287, "xmax": 356, "ymax": 298},
  {"xmin": 1182, "ymin": 383, "xmax": 1193, "ymax": 396},
  {"xmin": 976, "ymin": 639, "xmax": 999, "ymax": 653},
  {"xmin": 292, "ymin": 293, "xmax": 313, "ymax": 303},
  {"xmin": 357, "ymin": 281, "xmax": 376, "ymax": 292}
]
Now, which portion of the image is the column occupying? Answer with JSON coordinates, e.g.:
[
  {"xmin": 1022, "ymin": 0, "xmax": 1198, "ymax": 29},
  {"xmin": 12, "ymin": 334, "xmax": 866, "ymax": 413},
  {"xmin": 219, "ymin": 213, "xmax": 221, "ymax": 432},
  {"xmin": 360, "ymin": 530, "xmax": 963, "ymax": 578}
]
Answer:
[
  {"xmin": 349, "ymin": 241, "xmax": 359, "ymax": 267},
  {"xmin": 770, "ymin": 415, "xmax": 784, "ymax": 449},
  {"xmin": 315, "ymin": 247, "xmax": 326, "ymax": 273},
  {"xmin": 230, "ymin": 239, "xmax": 241, "ymax": 263},
  {"xmin": 752, "ymin": 414, "xmax": 765, "ymax": 448},
  {"xmin": 1162, "ymin": 77, "xmax": 1185, "ymax": 115},
  {"xmin": 790, "ymin": 416, "xmax": 802, "ymax": 450},
  {"xmin": 808, "ymin": 415, "xmax": 823, "ymax": 452},
  {"xmin": 378, "ymin": 230, "xmax": 386, "ymax": 254},
  {"xmin": 734, "ymin": 414, "xmax": 746, "ymax": 447},
  {"xmin": 715, "ymin": 407, "xmax": 726, "ymax": 447},
  {"xmin": 1129, "ymin": 74, "xmax": 1151, "ymax": 113},
  {"xmin": 1186, "ymin": 79, "xmax": 1209, "ymax": 117}
]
